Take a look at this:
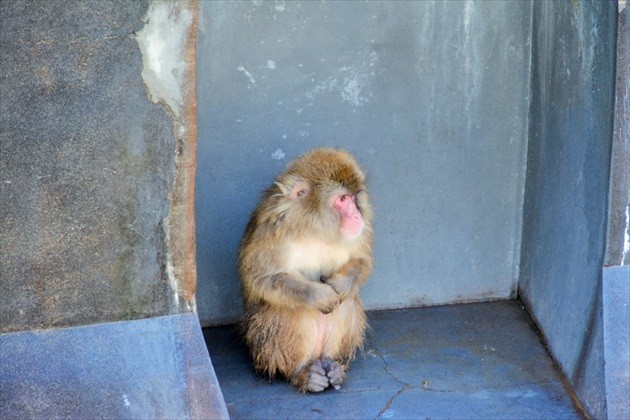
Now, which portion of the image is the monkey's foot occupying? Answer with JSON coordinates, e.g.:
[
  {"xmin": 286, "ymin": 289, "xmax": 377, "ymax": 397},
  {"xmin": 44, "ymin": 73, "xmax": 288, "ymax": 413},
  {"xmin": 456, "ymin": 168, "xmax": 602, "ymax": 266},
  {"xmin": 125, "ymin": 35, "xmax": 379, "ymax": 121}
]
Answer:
[
  {"xmin": 307, "ymin": 360, "xmax": 330, "ymax": 393},
  {"xmin": 321, "ymin": 357, "xmax": 344, "ymax": 390}
]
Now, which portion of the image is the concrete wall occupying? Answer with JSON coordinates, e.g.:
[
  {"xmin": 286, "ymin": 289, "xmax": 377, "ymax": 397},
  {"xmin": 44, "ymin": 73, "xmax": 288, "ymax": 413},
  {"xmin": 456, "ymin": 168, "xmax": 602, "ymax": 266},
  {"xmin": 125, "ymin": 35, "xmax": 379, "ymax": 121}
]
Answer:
[
  {"xmin": 0, "ymin": 0, "xmax": 197, "ymax": 332},
  {"xmin": 195, "ymin": 0, "xmax": 532, "ymax": 325},
  {"xmin": 603, "ymin": 5, "xmax": 630, "ymax": 418},
  {"xmin": 0, "ymin": 2, "xmax": 228, "ymax": 418},
  {"xmin": 519, "ymin": 1, "xmax": 618, "ymax": 418}
]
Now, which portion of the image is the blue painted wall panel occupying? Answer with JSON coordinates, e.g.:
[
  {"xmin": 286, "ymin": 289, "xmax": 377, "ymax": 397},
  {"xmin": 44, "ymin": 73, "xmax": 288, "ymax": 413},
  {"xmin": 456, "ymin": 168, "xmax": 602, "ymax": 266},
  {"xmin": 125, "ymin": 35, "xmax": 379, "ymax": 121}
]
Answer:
[
  {"xmin": 519, "ymin": 1, "xmax": 617, "ymax": 418},
  {"xmin": 195, "ymin": 0, "xmax": 532, "ymax": 324}
]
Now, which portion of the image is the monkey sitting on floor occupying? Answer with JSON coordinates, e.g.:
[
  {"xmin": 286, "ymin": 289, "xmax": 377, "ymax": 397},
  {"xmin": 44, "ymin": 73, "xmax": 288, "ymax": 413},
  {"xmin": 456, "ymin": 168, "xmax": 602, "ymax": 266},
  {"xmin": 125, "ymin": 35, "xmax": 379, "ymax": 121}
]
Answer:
[{"xmin": 238, "ymin": 148, "xmax": 374, "ymax": 393}]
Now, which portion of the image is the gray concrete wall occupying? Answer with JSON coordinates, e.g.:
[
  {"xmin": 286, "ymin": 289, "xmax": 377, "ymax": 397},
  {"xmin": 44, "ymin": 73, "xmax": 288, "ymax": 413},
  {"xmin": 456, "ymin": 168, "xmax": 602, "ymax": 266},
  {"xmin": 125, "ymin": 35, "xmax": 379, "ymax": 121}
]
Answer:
[
  {"xmin": 605, "ymin": 0, "xmax": 630, "ymax": 268},
  {"xmin": 0, "ymin": 2, "xmax": 228, "ymax": 418},
  {"xmin": 0, "ymin": 0, "xmax": 197, "ymax": 331},
  {"xmin": 603, "ymin": 6, "xmax": 630, "ymax": 418},
  {"xmin": 519, "ymin": 1, "xmax": 618, "ymax": 418},
  {"xmin": 195, "ymin": 0, "xmax": 532, "ymax": 325}
]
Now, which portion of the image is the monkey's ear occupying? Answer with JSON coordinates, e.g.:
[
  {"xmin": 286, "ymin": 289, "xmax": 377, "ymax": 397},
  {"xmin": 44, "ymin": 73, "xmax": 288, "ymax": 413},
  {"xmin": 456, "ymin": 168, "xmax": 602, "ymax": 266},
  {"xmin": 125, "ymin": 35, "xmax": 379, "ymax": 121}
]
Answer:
[
  {"xmin": 290, "ymin": 181, "xmax": 309, "ymax": 200},
  {"xmin": 275, "ymin": 177, "xmax": 310, "ymax": 201}
]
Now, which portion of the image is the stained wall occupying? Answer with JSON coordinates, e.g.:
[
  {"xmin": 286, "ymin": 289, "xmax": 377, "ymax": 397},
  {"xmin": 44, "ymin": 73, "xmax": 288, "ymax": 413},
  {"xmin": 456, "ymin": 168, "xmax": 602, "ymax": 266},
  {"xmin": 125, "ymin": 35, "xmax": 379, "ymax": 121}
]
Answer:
[{"xmin": 195, "ymin": 1, "xmax": 533, "ymax": 324}]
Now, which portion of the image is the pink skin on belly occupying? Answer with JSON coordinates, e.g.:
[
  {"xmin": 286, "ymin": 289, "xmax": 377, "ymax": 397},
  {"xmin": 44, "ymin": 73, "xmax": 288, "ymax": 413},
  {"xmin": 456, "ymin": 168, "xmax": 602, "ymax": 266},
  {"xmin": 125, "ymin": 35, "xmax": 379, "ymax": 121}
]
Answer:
[{"xmin": 311, "ymin": 313, "xmax": 329, "ymax": 359}]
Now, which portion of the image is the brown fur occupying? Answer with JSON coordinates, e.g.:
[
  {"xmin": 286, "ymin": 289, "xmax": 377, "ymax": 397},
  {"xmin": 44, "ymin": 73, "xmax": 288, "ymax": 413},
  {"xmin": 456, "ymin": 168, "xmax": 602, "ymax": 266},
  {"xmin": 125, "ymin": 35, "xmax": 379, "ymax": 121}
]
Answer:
[{"xmin": 238, "ymin": 148, "xmax": 373, "ymax": 392}]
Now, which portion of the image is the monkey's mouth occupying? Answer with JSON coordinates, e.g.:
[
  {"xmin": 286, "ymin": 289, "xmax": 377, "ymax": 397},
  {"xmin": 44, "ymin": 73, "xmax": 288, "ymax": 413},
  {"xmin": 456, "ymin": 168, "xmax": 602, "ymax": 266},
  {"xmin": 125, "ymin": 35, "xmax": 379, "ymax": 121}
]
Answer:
[
  {"xmin": 339, "ymin": 215, "xmax": 364, "ymax": 239},
  {"xmin": 334, "ymin": 193, "xmax": 364, "ymax": 239}
]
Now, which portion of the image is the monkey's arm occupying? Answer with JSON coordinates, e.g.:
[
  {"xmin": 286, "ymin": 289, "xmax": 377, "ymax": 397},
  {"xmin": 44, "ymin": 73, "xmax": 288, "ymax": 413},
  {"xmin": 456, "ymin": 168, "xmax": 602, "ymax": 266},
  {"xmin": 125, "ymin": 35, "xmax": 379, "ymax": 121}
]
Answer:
[
  {"xmin": 322, "ymin": 258, "xmax": 372, "ymax": 300},
  {"xmin": 247, "ymin": 272, "xmax": 340, "ymax": 313}
]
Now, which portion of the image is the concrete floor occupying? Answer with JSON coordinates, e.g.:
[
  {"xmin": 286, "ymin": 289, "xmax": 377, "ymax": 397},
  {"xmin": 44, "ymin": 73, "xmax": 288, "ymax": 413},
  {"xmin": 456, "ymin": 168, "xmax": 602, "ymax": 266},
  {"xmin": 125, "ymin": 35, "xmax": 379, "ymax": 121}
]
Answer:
[{"xmin": 203, "ymin": 301, "xmax": 582, "ymax": 419}]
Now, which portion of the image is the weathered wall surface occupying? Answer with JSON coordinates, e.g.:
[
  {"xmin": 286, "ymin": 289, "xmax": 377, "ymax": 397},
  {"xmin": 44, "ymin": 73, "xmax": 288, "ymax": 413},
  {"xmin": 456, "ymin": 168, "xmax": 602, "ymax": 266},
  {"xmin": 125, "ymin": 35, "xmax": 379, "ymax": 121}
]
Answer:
[
  {"xmin": 0, "ymin": 2, "xmax": 227, "ymax": 418},
  {"xmin": 603, "ymin": 4, "xmax": 630, "ymax": 419},
  {"xmin": 0, "ymin": 0, "xmax": 197, "ymax": 333},
  {"xmin": 195, "ymin": 0, "xmax": 532, "ymax": 324},
  {"xmin": 605, "ymin": 0, "xmax": 630, "ymax": 269},
  {"xmin": 519, "ymin": 1, "xmax": 618, "ymax": 418}
]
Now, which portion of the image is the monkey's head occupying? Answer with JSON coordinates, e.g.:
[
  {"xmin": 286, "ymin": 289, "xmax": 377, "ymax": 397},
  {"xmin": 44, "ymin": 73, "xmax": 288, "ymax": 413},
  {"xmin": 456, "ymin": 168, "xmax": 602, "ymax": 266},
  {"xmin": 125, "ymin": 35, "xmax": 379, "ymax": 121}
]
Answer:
[{"xmin": 271, "ymin": 148, "xmax": 372, "ymax": 241}]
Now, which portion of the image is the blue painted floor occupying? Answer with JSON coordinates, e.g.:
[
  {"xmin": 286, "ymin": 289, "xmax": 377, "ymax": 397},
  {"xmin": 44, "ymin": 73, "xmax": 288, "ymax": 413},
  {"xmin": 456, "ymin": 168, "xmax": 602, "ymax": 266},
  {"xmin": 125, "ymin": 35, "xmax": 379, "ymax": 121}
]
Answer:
[{"xmin": 203, "ymin": 301, "xmax": 582, "ymax": 419}]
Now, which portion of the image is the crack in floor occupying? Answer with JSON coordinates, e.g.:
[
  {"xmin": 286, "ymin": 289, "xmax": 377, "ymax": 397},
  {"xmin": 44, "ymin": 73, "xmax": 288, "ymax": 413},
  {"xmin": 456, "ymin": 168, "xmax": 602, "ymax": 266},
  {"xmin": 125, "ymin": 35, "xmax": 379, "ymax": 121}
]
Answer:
[
  {"xmin": 367, "ymin": 335, "xmax": 413, "ymax": 418},
  {"xmin": 365, "ymin": 335, "xmax": 566, "ymax": 418},
  {"xmin": 376, "ymin": 385, "xmax": 412, "ymax": 418}
]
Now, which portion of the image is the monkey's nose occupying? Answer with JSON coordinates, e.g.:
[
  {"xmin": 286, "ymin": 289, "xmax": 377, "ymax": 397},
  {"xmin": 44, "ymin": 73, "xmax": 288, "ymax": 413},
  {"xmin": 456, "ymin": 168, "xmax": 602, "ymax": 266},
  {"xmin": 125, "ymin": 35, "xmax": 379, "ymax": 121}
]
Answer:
[{"xmin": 339, "ymin": 194, "xmax": 355, "ymax": 202}]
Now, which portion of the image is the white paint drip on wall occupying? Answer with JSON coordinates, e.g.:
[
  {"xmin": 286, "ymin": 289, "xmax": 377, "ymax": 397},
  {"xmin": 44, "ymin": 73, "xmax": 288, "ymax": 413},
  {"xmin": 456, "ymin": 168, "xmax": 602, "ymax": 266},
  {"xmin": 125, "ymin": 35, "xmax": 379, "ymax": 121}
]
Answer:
[
  {"xmin": 341, "ymin": 77, "xmax": 363, "ymax": 106},
  {"xmin": 237, "ymin": 66, "xmax": 257, "ymax": 86},
  {"xmin": 271, "ymin": 148, "xmax": 286, "ymax": 160},
  {"xmin": 163, "ymin": 215, "xmax": 180, "ymax": 309},
  {"xmin": 304, "ymin": 50, "xmax": 378, "ymax": 107},
  {"xmin": 462, "ymin": 0, "xmax": 481, "ymax": 139},
  {"xmin": 624, "ymin": 205, "xmax": 630, "ymax": 265}
]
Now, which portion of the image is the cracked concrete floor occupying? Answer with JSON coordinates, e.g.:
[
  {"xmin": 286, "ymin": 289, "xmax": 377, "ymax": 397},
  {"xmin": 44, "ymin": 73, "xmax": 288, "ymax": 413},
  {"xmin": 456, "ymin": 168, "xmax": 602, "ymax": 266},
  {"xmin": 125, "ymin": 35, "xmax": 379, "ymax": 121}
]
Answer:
[{"xmin": 202, "ymin": 301, "xmax": 581, "ymax": 419}]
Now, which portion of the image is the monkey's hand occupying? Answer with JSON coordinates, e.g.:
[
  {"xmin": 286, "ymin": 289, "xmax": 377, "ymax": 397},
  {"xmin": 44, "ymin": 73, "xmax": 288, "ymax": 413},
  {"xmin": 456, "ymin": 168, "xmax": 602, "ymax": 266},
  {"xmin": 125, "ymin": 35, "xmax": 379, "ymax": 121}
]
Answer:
[
  {"xmin": 308, "ymin": 283, "xmax": 340, "ymax": 314},
  {"xmin": 252, "ymin": 273, "xmax": 340, "ymax": 313},
  {"xmin": 321, "ymin": 258, "xmax": 370, "ymax": 300}
]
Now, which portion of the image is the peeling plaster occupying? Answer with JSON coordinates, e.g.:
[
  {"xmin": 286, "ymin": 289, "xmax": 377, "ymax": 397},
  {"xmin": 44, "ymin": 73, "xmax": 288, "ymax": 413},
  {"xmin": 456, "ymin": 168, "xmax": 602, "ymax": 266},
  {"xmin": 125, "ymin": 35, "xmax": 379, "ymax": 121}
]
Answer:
[{"xmin": 137, "ymin": 3, "xmax": 193, "ymax": 118}]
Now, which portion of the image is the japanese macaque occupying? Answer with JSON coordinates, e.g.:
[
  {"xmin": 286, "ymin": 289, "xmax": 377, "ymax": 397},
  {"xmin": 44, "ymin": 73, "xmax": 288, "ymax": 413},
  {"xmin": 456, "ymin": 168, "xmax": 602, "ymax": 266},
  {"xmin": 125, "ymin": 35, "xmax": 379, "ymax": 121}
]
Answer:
[{"xmin": 238, "ymin": 148, "xmax": 373, "ymax": 393}]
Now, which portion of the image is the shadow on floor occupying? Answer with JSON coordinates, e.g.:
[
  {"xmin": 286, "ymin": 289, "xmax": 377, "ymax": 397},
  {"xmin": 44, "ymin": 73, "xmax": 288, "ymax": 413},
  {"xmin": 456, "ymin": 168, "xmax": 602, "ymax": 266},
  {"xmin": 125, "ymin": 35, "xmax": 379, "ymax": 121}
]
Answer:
[{"xmin": 203, "ymin": 300, "xmax": 582, "ymax": 419}]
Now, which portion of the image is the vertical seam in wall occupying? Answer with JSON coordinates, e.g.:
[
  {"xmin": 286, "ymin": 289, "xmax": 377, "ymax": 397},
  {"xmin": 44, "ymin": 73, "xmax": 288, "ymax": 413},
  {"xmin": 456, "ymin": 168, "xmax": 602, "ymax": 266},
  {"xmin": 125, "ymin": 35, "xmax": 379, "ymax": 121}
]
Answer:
[
  {"xmin": 168, "ymin": 0, "xmax": 199, "ymax": 309},
  {"xmin": 514, "ymin": 0, "xmax": 536, "ymax": 299},
  {"xmin": 136, "ymin": 0, "xmax": 199, "ymax": 310},
  {"xmin": 604, "ymin": 2, "xmax": 629, "ymax": 267},
  {"xmin": 182, "ymin": 0, "xmax": 199, "ymax": 308}
]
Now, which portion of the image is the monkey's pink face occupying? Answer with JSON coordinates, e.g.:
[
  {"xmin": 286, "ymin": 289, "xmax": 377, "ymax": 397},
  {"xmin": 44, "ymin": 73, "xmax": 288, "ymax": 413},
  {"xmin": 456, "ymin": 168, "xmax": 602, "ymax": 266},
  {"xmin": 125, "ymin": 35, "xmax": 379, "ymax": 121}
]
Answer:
[
  {"xmin": 287, "ymin": 179, "xmax": 365, "ymax": 240},
  {"xmin": 333, "ymin": 192, "xmax": 364, "ymax": 239}
]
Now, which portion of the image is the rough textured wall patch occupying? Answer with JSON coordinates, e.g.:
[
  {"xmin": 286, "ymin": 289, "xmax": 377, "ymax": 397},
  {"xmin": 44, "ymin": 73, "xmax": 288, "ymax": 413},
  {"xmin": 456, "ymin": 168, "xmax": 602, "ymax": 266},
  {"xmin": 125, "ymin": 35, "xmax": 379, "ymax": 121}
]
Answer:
[{"xmin": 0, "ymin": 0, "xmax": 197, "ymax": 332}]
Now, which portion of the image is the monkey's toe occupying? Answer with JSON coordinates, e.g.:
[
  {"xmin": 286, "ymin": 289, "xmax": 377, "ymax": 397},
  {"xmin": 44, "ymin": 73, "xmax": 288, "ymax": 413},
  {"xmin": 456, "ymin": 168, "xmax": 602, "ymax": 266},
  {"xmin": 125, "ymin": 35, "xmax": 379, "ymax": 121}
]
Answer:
[
  {"xmin": 321, "ymin": 357, "xmax": 344, "ymax": 390},
  {"xmin": 307, "ymin": 360, "xmax": 330, "ymax": 393}
]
